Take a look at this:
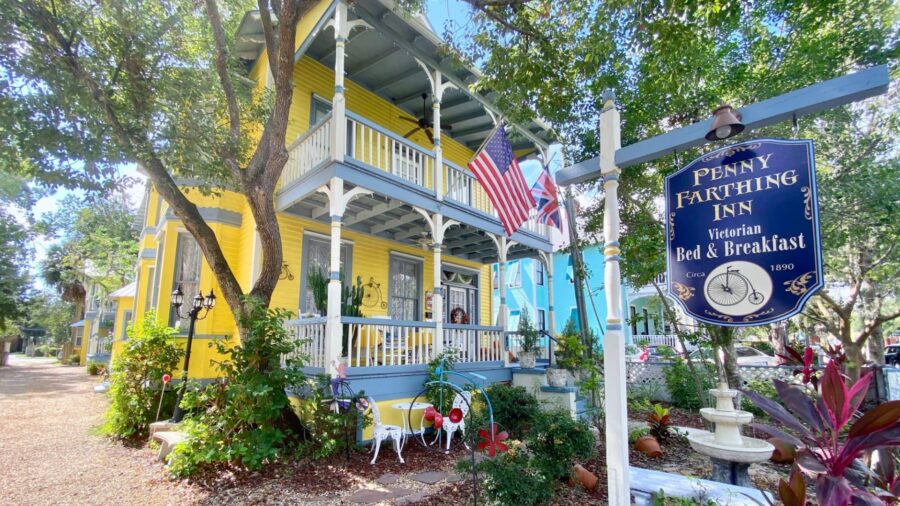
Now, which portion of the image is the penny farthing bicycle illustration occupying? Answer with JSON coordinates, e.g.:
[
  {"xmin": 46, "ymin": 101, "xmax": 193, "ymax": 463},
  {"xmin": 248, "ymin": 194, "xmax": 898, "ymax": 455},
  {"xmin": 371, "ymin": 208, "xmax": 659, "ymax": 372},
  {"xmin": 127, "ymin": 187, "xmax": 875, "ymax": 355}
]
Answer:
[
  {"xmin": 706, "ymin": 265, "xmax": 765, "ymax": 306},
  {"xmin": 406, "ymin": 355, "xmax": 508, "ymax": 505}
]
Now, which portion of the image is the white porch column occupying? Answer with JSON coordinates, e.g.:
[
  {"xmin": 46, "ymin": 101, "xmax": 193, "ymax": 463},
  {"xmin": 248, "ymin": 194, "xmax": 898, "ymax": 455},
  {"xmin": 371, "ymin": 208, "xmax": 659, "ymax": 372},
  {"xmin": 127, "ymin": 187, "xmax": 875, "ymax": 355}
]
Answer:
[
  {"xmin": 328, "ymin": 3, "xmax": 369, "ymax": 163},
  {"xmin": 432, "ymin": 220, "xmax": 444, "ymax": 357},
  {"xmin": 318, "ymin": 178, "xmax": 372, "ymax": 376},
  {"xmin": 411, "ymin": 208, "xmax": 457, "ymax": 360},
  {"xmin": 331, "ymin": 2, "xmax": 348, "ymax": 162},
  {"xmin": 415, "ymin": 61, "xmax": 455, "ymax": 198},
  {"xmin": 496, "ymin": 236, "xmax": 508, "ymax": 331},
  {"xmin": 599, "ymin": 91, "xmax": 630, "ymax": 504}
]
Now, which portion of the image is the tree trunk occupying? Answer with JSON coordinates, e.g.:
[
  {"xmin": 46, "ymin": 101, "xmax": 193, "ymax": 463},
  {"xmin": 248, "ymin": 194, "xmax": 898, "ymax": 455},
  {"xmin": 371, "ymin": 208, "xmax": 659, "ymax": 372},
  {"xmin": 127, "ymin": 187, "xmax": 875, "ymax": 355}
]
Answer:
[
  {"xmin": 867, "ymin": 326, "xmax": 884, "ymax": 364},
  {"xmin": 769, "ymin": 322, "xmax": 787, "ymax": 364},
  {"xmin": 844, "ymin": 339, "xmax": 865, "ymax": 383},
  {"xmin": 708, "ymin": 325, "xmax": 741, "ymax": 388}
]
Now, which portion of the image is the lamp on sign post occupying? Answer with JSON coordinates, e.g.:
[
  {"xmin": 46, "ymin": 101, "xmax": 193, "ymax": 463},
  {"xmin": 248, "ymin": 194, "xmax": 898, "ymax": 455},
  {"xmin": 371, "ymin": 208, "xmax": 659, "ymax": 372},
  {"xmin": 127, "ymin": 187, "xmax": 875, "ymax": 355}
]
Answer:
[
  {"xmin": 705, "ymin": 104, "xmax": 745, "ymax": 141},
  {"xmin": 169, "ymin": 284, "xmax": 216, "ymax": 422}
]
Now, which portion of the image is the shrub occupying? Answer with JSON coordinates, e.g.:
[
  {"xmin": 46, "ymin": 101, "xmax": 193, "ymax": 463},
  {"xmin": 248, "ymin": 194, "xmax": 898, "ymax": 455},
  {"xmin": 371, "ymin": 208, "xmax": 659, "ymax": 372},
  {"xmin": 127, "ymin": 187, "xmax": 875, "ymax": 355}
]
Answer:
[
  {"xmin": 166, "ymin": 301, "xmax": 308, "ymax": 476},
  {"xmin": 425, "ymin": 350, "xmax": 467, "ymax": 414},
  {"xmin": 67, "ymin": 353, "xmax": 80, "ymax": 365},
  {"xmin": 36, "ymin": 344, "xmax": 59, "ymax": 357},
  {"xmin": 465, "ymin": 449, "xmax": 553, "ymax": 506},
  {"xmin": 296, "ymin": 375, "xmax": 371, "ymax": 460},
  {"xmin": 483, "ymin": 384, "xmax": 539, "ymax": 440},
  {"xmin": 629, "ymin": 426, "xmax": 651, "ymax": 443},
  {"xmin": 647, "ymin": 404, "xmax": 675, "ymax": 443},
  {"xmin": 518, "ymin": 311, "xmax": 540, "ymax": 354},
  {"xmin": 527, "ymin": 410, "xmax": 596, "ymax": 481},
  {"xmin": 87, "ymin": 360, "xmax": 106, "ymax": 376},
  {"xmin": 103, "ymin": 311, "xmax": 182, "ymax": 438},
  {"xmin": 664, "ymin": 358, "xmax": 715, "ymax": 410}
]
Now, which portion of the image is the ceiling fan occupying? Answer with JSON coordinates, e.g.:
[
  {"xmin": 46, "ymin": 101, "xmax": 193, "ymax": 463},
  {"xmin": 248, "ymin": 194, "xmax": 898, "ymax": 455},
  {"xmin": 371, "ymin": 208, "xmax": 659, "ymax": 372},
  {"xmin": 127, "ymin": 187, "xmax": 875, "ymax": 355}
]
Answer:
[{"xmin": 398, "ymin": 93, "xmax": 452, "ymax": 144}]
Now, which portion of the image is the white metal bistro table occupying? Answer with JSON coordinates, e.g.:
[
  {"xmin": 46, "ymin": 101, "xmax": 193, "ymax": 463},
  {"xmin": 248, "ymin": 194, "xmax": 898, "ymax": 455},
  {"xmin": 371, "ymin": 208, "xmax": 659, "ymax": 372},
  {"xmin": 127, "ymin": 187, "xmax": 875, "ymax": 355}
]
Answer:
[{"xmin": 391, "ymin": 401, "xmax": 432, "ymax": 449}]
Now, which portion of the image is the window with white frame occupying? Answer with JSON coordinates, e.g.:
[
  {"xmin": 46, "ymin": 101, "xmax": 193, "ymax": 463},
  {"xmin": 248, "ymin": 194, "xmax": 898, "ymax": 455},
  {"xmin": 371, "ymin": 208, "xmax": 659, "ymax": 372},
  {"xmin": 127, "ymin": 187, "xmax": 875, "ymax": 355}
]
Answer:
[
  {"xmin": 120, "ymin": 310, "xmax": 133, "ymax": 340},
  {"xmin": 310, "ymin": 95, "xmax": 332, "ymax": 125},
  {"xmin": 507, "ymin": 261, "xmax": 521, "ymax": 288},
  {"xmin": 537, "ymin": 309, "xmax": 547, "ymax": 332},
  {"xmin": 169, "ymin": 234, "xmax": 202, "ymax": 327},
  {"xmin": 390, "ymin": 255, "xmax": 421, "ymax": 321},
  {"xmin": 535, "ymin": 260, "xmax": 545, "ymax": 285},
  {"xmin": 300, "ymin": 235, "xmax": 351, "ymax": 316},
  {"xmin": 642, "ymin": 308, "xmax": 650, "ymax": 335},
  {"xmin": 630, "ymin": 305, "xmax": 638, "ymax": 336}
]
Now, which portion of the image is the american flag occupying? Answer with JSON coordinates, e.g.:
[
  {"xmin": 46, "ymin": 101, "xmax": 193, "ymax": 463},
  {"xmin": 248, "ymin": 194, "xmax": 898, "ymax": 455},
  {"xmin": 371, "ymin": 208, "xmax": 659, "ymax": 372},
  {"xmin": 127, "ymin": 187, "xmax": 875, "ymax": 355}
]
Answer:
[
  {"xmin": 531, "ymin": 166, "xmax": 561, "ymax": 229},
  {"xmin": 468, "ymin": 125, "xmax": 536, "ymax": 236}
]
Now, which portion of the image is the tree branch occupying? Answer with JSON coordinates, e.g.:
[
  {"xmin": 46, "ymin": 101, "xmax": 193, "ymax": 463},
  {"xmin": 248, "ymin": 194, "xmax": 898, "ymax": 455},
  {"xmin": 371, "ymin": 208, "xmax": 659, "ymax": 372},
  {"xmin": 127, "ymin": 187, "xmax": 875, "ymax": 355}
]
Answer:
[
  {"xmin": 257, "ymin": 0, "xmax": 279, "ymax": 84},
  {"xmin": 203, "ymin": 0, "xmax": 243, "ymax": 182}
]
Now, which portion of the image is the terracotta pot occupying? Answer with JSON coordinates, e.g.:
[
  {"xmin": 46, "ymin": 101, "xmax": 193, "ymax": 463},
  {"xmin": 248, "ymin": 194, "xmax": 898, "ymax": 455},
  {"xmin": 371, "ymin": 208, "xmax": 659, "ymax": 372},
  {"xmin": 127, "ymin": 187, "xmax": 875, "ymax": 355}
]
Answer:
[
  {"xmin": 519, "ymin": 351, "xmax": 537, "ymax": 369},
  {"xmin": 634, "ymin": 435, "xmax": 663, "ymax": 458},
  {"xmin": 547, "ymin": 367, "xmax": 567, "ymax": 387},
  {"xmin": 768, "ymin": 437, "xmax": 796, "ymax": 463},
  {"xmin": 573, "ymin": 464, "xmax": 599, "ymax": 490}
]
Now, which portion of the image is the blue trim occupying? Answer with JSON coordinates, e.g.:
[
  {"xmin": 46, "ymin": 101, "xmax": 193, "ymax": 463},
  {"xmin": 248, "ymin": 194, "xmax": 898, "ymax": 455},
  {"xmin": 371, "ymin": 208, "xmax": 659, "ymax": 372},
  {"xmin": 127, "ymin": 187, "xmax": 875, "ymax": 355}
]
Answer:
[
  {"xmin": 444, "ymin": 323, "xmax": 503, "ymax": 331},
  {"xmin": 513, "ymin": 368, "xmax": 547, "ymax": 375},
  {"xmin": 603, "ymin": 173, "xmax": 619, "ymax": 182},
  {"xmin": 331, "ymin": 214, "xmax": 342, "ymax": 222},
  {"xmin": 433, "ymin": 138, "xmax": 440, "ymax": 146},
  {"xmin": 335, "ymin": 35, "xmax": 347, "ymax": 43},
  {"xmin": 605, "ymin": 255, "xmax": 622, "ymax": 262},
  {"xmin": 605, "ymin": 241, "xmax": 620, "ymax": 247},
  {"xmin": 607, "ymin": 323, "xmax": 622, "ymax": 330},
  {"xmin": 334, "ymin": 85, "xmax": 345, "ymax": 94},
  {"xmin": 329, "ymin": 271, "xmax": 341, "ymax": 281},
  {"xmin": 341, "ymin": 316, "xmax": 437, "ymax": 328},
  {"xmin": 432, "ymin": 287, "xmax": 442, "ymax": 296},
  {"xmin": 548, "ymin": 305, "xmax": 554, "ymax": 311}
]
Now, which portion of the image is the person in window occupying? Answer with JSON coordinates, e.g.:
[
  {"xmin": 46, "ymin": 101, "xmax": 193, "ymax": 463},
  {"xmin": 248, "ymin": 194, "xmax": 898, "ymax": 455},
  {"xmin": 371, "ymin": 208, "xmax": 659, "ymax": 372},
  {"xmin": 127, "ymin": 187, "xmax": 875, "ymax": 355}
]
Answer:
[{"xmin": 450, "ymin": 307, "xmax": 469, "ymax": 324}]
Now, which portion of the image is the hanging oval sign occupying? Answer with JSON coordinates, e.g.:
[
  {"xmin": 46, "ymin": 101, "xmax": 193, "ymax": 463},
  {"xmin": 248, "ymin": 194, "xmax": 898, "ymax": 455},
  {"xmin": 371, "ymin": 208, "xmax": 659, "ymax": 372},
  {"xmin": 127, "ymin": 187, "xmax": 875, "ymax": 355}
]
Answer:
[{"xmin": 664, "ymin": 139, "xmax": 823, "ymax": 326}]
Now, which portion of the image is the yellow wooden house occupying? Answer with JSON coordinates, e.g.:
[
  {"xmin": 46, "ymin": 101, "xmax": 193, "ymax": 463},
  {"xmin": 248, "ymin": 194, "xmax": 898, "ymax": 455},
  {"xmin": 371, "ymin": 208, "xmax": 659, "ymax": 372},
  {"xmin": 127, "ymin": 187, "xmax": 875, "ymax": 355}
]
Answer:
[{"xmin": 111, "ymin": 0, "xmax": 556, "ymax": 431}]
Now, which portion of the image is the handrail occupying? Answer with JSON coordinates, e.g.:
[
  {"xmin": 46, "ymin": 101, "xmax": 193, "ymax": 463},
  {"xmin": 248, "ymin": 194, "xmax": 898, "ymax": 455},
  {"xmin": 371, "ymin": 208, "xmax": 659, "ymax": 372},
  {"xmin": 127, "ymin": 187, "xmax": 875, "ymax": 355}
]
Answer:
[
  {"xmin": 285, "ymin": 317, "xmax": 327, "ymax": 325},
  {"xmin": 341, "ymin": 316, "xmax": 437, "ymax": 328},
  {"xmin": 346, "ymin": 111, "xmax": 435, "ymax": 157},
  {"xmin": 287, "ymin": 112, "xmax": 332, "ymax": 151},
  {"xmin": 445, "ymin": 323, "xmax": 503, "ymax": 331}
]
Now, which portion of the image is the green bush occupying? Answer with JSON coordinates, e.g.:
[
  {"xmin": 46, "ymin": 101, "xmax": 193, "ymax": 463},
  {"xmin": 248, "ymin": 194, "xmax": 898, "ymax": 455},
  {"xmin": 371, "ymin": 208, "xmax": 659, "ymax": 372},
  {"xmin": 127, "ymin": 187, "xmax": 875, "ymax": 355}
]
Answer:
[
  {"xmin": 35, "ymin": 344, "xmax": 59, "ymax": 357},
  {"xmin": 465, "ymin": 450, "xmax": 553, "ymax": 506},
  {"xmin": 483, "ymin": 384, "xmax": 539, "ymax": 440},
  {"xmin": 67, "ymin": 353, "xmax": 80, "ymax": 365},
  {"xmin": 629, "ymin": 426, "xmax": 650, "ymax": 443},
  {"xmin": 166, "ymin": 301, "xmax": 309, "ymax": 476},
  {"xmin": 526, "ymin": 410, "xmax": 596, "ymax": 481},
  {"xmin": 740, "ymin": 379, "xmax": 776, "ymax": 418},
  {"xmin": 103, "ymin": 311, "xmax": 182, "ymax": 438},
  {"xmin": 295, "ymin": 374, "xmax": 372, "ymax": 460},
  {"xmin": 87, "ymin": 360, "xmax": 106, "ymax": 376},
  {"xmin": 664, "ymin": 358, "xmax": 716, "ymax": 410}
]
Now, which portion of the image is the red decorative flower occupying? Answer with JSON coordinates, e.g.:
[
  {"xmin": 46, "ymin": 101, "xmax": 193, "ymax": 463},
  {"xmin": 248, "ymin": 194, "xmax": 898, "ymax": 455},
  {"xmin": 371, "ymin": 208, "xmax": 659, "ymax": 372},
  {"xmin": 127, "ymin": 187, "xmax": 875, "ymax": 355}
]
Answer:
[
  {"xmin": 162, "ymin": 374, "xmax": 171, "ymax": 383},
  {"xmin": 448, "ymin": 407, "xmax": 464, "ymax": 424},
  {"xmin": 433, "ymin": 413, "xmax": 444, "ymax": 429},
  {"xmin": 477, "ymin": 423, "xmax": 509, "ymax": 457},
  {"xmin": 423, "ymin": 406, "xmax": 436, "ymax": 421}
]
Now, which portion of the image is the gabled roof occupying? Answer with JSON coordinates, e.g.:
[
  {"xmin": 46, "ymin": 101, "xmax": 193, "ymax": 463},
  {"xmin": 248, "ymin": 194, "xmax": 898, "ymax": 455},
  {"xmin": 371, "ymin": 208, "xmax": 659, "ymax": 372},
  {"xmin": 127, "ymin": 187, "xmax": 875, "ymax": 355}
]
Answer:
[{"xmin": 108, "ymin": 282, "xmax": 136, "ymax": 299}]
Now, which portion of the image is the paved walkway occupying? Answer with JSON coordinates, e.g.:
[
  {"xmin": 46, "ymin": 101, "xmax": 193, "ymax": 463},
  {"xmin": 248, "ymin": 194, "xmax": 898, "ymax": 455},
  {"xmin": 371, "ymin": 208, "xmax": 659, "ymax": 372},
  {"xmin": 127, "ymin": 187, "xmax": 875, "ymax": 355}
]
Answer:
[{"xmin": 0, "ymin": 355, "xmax": 202, "ymax": 506}]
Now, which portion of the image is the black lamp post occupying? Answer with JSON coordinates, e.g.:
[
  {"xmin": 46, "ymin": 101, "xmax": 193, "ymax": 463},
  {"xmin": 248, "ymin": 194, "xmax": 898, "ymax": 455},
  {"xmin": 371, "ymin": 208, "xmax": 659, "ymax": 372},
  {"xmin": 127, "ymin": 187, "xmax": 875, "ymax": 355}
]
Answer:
[{"xmin": 169, "ymin": 284, "xmax": 216, "ymax": 422}]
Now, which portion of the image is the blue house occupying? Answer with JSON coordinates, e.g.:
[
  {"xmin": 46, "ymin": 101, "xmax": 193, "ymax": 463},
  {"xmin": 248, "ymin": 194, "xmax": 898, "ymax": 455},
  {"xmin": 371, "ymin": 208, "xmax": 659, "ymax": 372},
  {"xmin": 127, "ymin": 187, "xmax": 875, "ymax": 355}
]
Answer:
[{"xmin": 492, "ymin": 244, "xmax": 632, "ymax": 348}]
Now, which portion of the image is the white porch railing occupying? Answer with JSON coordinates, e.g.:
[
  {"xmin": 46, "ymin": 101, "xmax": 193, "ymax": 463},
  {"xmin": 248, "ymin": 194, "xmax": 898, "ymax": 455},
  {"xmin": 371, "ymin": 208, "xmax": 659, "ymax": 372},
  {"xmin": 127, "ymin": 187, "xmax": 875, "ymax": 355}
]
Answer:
[
  {"xmin": 284, "ymin": 318, "xmax": 327, "ymax": 369},
  {"xmin": 282, "ymin": 113, "xmax": 333, "ymax": 187},
  {"xmin": 444, "ymin": 324, "xmax": 505, "ymax": 363},
  {"xmin": 278, "ymin": 110, "xmax": 549, "ymax": 239},
  {"xmin": 347, "ymin": 112, "xmax": 434, "ymax": 189},
  {"xmin": 632, "ymin": 334, "xmax": 693, "ymax": 352},
  {"xmin": 344, "ymin": 316, "xmax": 436, "ymax": 367}
]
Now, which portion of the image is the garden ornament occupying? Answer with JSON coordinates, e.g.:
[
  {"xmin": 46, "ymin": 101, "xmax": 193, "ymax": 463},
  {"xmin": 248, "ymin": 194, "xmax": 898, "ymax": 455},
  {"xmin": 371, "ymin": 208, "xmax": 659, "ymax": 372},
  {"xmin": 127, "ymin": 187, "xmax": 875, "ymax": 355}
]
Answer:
[
  {"xmin": 476, "ymin": 424, "xmax": 509, "ymax": 457},
  {"xmin": 155, "ymin": 373, "xmax": 171, "ymax": 422}
]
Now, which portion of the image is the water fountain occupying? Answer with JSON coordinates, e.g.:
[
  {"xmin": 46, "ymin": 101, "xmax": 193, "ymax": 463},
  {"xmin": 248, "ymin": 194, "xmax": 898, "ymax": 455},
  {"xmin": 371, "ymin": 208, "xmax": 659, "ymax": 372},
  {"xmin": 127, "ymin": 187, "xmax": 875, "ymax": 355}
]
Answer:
[{"xmin": 687, "ymin": 382, "xmax": 774, "ymax": 487}]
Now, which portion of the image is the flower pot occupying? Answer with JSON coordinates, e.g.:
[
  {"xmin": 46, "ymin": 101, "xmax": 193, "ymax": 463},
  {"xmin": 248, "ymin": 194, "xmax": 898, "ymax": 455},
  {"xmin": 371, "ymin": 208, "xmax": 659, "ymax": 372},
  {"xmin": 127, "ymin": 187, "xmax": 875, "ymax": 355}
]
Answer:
[
  {"xmin": 768, "ymin": 437, "xmax": 795, "ymax": 463},
  {"xmin": 634, "ymin": 435, "xmax": 663, "ymax": 458},
  {"xmin": 519, "ymin": 351, "xmax": 537, "ymax": 369},
  {"xmin": 573, "ymin": 464, "xmax": 599, "ymax": 490},
  {"xmin": 547, "ymin": 367, "xmax": 567, "ymax": 387}
]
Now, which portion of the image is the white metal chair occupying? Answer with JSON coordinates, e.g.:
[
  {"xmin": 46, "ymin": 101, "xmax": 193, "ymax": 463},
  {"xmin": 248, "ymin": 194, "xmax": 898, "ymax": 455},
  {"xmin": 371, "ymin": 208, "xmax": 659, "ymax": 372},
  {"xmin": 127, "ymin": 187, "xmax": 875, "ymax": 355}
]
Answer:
[
  {"xmin": 367, "ymin": 396, "xmax": 405, "ymax": 464},
  {"xmin": 441, "ymin": 391, "xmax": 471, "ymax": 452}
]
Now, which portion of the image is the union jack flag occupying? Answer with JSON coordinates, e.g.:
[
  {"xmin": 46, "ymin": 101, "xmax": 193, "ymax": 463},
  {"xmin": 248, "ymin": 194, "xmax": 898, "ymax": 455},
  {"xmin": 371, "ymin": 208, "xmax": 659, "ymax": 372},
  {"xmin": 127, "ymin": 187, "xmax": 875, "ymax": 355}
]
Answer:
[
  {"xmin": 468, "ymin": 125, "xmax": 536, "ymax": 236},
  {"xmin": 531, "ymin": 166, "xmax": 561, "ymax": 229}
]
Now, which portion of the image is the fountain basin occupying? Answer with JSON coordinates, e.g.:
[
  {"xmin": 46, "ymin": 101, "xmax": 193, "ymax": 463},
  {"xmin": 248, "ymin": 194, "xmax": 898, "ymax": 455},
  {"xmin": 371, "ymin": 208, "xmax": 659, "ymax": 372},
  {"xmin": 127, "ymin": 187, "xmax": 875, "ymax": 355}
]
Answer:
[
  {"xmin": 687, "ymin": 433, "xmax": 774, "ymax": 463},
  {"xmin": 699, "ymin": 407, "xmax": 753, "ymax": 426}
]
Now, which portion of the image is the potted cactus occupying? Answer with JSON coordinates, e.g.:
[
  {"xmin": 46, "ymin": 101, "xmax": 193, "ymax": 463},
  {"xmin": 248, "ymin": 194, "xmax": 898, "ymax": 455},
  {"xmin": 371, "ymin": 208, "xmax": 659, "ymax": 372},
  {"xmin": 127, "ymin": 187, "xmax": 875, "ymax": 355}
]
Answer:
[
  {"xmin": 517, "ymin": 311, "xmax": 540, "ymax": 369},
  {"xmin": 340, "ymin": 274, "xmax": 365, "ymax": 358}
]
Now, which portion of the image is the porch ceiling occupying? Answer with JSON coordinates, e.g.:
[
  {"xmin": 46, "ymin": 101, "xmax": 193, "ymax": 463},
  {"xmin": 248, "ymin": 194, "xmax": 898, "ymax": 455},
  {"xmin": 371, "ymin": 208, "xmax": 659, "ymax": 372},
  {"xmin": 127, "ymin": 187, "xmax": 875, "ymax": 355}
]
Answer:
[
  {"xmin": 298, "ymin": 0, "xmax": 553, "ymax": 153},
  {"xmin": 283, "ymin": 185, "xmax": 538, "ymax": 264}
]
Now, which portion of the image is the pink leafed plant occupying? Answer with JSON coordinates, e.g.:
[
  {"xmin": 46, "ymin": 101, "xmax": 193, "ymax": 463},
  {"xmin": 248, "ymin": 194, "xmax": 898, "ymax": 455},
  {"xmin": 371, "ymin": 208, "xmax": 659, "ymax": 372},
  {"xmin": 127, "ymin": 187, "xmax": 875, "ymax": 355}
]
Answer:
[{"xmin": 743, "ymin": 360, "xmax": 900, "ymax": 505}]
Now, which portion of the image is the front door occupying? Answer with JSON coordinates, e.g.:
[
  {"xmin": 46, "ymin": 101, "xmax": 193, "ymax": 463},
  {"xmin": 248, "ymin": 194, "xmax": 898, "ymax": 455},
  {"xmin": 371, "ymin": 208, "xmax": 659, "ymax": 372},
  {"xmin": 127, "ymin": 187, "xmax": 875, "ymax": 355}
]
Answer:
[{"xmin": 443, "ymin": 268, "xmax": 479, "ymax": 325}]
